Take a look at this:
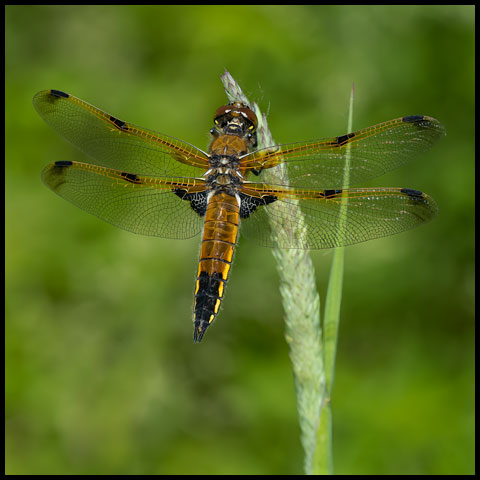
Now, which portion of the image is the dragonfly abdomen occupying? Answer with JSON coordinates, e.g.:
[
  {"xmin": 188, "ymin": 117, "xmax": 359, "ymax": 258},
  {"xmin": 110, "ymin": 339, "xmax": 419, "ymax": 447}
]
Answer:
[{"xmin": 193, "ymin": 192, "xmax": 240, "ymax": 342}]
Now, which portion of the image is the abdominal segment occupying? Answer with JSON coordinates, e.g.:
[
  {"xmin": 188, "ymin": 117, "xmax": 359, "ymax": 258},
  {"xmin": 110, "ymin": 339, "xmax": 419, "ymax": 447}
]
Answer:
[{"xmin": 193, "ymin": 193, "xmax": 240, "ymax": 342}]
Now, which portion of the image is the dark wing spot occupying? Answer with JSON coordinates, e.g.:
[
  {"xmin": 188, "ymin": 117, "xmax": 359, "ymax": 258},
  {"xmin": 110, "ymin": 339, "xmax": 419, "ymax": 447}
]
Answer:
[
  {"xmin": 110, "ymin": 116, "xmax": 128, "ymax": 131},
  {"xmin": 315, "ymin": 189, "xmax": 343, "ymax": 199},
  {"xmin": 401, "ymin": 188, "xmax": 423, "ymax": 198},
  {"xmin": 329, "ymin": 132, "xmax": 355, "ymax": 147},
  {"xmin": 402, "ymin": 115, "xmax": 425, "ymax": 123},
  {"xmin": 121, "ymin": 172, "xmax": 142, "ymax": 184},
  {"xmin": 173, "ymin": 189, "xmax": 208, "ymax": 216},
  {"xmin": 239, "ymin": 193, "xmax": 277, "ymax": 218},
  {"xmin": 324, "ymin": 189, "xmax": 343, "ymax": 198},
  {"xmin": 50, "ymin": 90, "xmax": 69, "ymax": 98},
  {"xmin": 54, "ymin": 160, "xmax": 73, "ymax": 167},
  {"xmin": 336, "ymin": 132, "xmax": 355, "ymax": 145}
]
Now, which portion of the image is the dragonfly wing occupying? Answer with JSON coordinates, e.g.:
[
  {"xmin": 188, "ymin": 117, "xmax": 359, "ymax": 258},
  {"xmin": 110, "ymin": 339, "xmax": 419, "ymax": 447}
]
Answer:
[
  {"xmin": 240, "ymin": 185, "xmax": 438, "ymax": 249},
  {"xmin": 242, "ymin": 116, "xmax": 445, "ymax": 189},
  {"xmin": 33, "ymin": 90, "xmax": 210, "ymax": 178},
  {"xmin": 42, "ymin": 160, "xmax": 206, "ymax": 239}
]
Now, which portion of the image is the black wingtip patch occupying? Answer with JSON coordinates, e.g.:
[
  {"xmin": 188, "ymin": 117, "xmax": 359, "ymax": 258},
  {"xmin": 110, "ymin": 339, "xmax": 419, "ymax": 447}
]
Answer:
[
  {"xmin": 50, "ymin": 90, "xmax": 69, "ymax": 98},
  {"xmin": 49, "ymin": 161, "xmax": 73, "ymax": 188},
  {"xmin": 401, "ymin": 188, "xmax": 424, "ymax": 198},
  {"xmin": 402, "ymin": 115, "xmax": 425, "ymax": 123},
  {"xmin": 54, "ymin": 160, "xmax": 73, "ymax": 167}
]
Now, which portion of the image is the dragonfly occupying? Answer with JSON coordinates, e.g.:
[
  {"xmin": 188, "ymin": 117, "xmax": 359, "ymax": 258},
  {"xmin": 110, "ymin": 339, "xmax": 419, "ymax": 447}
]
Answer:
[{"xmin": 34, "ymin": 89, "xmax": 445, "ymax": 342}]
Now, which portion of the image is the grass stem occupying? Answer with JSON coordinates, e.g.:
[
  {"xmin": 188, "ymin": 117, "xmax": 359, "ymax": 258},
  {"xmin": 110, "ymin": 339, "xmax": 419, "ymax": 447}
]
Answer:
[{"xmin": 220, "ymin": 72, "xmax": 352, "ymax": 475}]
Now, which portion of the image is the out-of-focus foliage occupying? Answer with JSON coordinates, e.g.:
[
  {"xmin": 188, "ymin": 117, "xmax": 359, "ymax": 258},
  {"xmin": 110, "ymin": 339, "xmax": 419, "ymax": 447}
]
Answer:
[{"xmin": 5, "ymin": 5, "xmax": 474, "ymax": 475}]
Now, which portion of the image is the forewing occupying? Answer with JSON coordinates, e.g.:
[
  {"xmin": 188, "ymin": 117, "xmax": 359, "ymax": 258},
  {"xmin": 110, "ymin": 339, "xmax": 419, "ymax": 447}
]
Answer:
[
  {"xmin": 241, "ymin": 116, "xmax": 445, "ymax": 189},
  {"xmin": 33, "ymin": 90, "xmax": 210, "ymax": 178}
]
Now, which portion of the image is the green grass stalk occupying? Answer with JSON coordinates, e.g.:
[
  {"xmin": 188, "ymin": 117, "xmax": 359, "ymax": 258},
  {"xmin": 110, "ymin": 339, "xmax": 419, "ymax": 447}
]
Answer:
[{"xmin": 313, "ymin": 84, "xmax": 355, "ymax": 474}]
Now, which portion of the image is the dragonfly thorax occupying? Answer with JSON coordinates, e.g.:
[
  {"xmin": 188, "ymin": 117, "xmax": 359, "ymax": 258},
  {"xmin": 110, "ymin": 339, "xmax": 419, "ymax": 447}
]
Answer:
[{"xmin": 205, "ymin": 154, "xmax": 243, "ymax": 191}]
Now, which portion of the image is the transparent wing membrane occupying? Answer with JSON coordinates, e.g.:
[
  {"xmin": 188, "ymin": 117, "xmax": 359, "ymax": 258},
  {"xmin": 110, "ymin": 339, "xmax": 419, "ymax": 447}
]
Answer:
[
  {"xmin": 242, "ymin": 116, "xmax": 445, "ymax": 189},
  {"xmin": 42, "ymin": 161, "xmax": 205, "ymax": 239},
  {"xmin": 240, "ymin": 186, "xmax": 438, "ymax": 249},
  {"xmin": 33, "ymin": 90, "xmax": 209, "ymax": 179}
]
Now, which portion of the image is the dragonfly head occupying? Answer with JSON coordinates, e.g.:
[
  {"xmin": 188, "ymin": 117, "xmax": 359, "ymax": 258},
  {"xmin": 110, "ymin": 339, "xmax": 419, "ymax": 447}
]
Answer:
[{"xmin": 212, "ymin": 102, "xmax": 258, "ymax": 148}]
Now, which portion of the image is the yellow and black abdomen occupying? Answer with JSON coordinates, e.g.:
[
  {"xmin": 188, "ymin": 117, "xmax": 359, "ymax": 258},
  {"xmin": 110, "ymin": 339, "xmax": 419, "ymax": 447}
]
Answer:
[{"xmin": 194, "ymin": 192, "xmax": 239, "ymax": 342}]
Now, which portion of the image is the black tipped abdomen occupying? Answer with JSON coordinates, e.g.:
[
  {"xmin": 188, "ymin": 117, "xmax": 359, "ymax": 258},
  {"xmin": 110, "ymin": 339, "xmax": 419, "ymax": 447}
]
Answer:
[{"xmin": 193, "ymin": 271, "xmax": 224, "ymax": 342}]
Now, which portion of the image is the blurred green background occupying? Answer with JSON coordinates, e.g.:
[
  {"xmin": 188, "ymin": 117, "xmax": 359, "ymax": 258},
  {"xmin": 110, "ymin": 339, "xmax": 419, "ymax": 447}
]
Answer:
[{"xmin": 5, "ymin": 5, "xmax": 474, "ymax": 475}]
